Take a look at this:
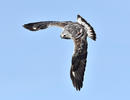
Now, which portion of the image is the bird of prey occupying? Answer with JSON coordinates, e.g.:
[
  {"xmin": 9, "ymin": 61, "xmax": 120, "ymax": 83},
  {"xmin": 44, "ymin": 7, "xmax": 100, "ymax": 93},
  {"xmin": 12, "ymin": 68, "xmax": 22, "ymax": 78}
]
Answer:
[{"xmin": 23, "ymin": 15, "xmax": 96, "ymax": 91}]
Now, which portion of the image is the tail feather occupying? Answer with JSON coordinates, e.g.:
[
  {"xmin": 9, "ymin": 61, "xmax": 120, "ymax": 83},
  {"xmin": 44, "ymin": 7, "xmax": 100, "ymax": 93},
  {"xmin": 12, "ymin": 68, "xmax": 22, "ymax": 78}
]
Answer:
[{"xmin": 77, "ymin": 15, "xmax": 96, "ymax": 41}]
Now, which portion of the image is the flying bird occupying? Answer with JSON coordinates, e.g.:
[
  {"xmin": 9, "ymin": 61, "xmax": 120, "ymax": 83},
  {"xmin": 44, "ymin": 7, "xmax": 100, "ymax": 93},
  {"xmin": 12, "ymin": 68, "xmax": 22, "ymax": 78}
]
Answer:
[{"xmin": 23, "ymin": 15, "xmax": 96, "ymax": 91}]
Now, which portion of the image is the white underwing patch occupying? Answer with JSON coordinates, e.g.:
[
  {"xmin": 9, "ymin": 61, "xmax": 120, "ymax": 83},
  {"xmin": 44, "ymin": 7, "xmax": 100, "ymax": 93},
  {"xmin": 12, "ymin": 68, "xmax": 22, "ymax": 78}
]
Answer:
[
  {"xmin": 33, "ymin": 26, "xmax": 37, "ymax": 30},
  {"xmin": 72, "ymin": 71, "xmax": 76, "ymax": 77}
]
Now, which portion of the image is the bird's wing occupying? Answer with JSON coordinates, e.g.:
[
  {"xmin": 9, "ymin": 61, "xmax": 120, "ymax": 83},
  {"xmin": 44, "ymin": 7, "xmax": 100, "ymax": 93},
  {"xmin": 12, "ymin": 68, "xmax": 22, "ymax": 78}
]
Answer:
[
  {"xmin": 77, "ymin": 15, "xmax": 96, "ymax": 41},
  {"xmin": 70, "ymin": 33, "xmax": 87, "ymax": 91},
  {"xmin": 23, "ymin": 21, "xmax": 72, "ymax": 31}
]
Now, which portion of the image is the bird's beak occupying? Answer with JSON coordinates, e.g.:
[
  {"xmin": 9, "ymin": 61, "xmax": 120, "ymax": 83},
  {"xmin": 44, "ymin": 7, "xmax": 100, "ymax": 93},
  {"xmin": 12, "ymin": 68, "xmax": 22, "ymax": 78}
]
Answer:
[{"xmin": 60, "ymin": 34, "xmax": 70, "ymax": 39}]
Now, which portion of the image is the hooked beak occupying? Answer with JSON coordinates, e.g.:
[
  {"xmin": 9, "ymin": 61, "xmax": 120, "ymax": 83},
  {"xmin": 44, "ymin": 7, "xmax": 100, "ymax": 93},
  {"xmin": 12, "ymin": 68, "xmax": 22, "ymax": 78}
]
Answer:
[{"xmin": 60, "ymin": 34, "xmax": 70, "ymax": 39}]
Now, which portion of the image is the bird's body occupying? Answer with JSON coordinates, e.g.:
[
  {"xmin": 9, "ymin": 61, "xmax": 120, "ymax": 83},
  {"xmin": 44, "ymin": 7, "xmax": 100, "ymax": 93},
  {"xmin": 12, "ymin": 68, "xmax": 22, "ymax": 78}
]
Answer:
[{"xmin": 23, "ymin": 15, "xmax": 96, "ymax": 91}]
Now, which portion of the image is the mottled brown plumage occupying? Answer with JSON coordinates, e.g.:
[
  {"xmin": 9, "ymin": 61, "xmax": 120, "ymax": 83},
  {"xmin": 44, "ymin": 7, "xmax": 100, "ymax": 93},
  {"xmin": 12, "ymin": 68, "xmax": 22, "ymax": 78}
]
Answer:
[
  {"xmin": 71, "ymin": 34, "xmax": 87, "ymax": 90},
  {"xmin": 23, "ymin": 15, "xmax": 96, "ymax": 91}
]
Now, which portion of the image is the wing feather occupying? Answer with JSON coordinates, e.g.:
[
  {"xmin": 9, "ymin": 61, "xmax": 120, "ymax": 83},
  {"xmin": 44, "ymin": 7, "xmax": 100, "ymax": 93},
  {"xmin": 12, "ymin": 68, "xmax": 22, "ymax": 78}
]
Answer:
[
  {"xmin": 70, "ymin": 34, "xmax": 87, "ymax": 91},
  {"xmin": 23, "ymin": 21, "xmax": 72, "ymax": 31}
]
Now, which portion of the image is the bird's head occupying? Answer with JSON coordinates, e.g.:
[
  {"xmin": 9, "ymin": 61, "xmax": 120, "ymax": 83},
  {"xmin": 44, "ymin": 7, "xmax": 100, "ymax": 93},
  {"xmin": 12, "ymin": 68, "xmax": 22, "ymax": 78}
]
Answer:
[{"xmin": 60, "ymin": 30, "xmax": 72, "ymax": 39}]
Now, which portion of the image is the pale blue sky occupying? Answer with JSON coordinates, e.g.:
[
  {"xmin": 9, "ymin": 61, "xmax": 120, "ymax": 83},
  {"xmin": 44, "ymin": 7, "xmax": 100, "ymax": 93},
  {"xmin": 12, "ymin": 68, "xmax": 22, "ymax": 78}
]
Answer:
[{"xmin": 0, "ymin": 0, "xmax": 130, "ymax": 100}]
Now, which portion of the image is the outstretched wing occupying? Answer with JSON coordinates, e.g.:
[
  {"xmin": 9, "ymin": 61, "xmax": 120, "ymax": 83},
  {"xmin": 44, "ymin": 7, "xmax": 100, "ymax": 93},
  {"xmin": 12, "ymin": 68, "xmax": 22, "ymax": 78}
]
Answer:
[
  {"xmin": 77, "ymin": 15, "xmax": 96, "ymax": 41},
  {"xmin": 70, "ymin": 34, "xmax": 87, "ymax": 91},
  {"xmin": 23, "ymin": 21, "xmax": 72, "ymax": 31}
]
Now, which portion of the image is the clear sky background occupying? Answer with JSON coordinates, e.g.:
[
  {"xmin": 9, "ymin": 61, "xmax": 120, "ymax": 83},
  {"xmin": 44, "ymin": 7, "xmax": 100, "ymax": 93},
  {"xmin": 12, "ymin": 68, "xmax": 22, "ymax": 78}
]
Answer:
[{"xmin": 0, "ymin": 0, "xmax": 130, "ymax": 100}]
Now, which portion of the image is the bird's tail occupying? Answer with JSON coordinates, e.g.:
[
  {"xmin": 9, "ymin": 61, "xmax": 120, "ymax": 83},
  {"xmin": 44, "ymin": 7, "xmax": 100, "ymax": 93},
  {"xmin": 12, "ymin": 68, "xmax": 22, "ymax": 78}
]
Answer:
[{"xmin": 77, "ymin": 15, "xmax": 96, "ymax": 41}]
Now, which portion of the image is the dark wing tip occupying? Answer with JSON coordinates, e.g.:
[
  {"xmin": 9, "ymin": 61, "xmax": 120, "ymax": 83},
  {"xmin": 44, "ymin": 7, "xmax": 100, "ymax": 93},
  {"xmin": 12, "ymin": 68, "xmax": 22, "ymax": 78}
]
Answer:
[
  {"xmin": 23, "ymin": 23, "xmax": 37, "ymax": 31},
  {"xmin": 70, "ymin": 49, "xmax": 87, "ymax": 91},
  {"xmin": 70, "ymin": 70, "xmax": 83, "ymax": 91}
]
